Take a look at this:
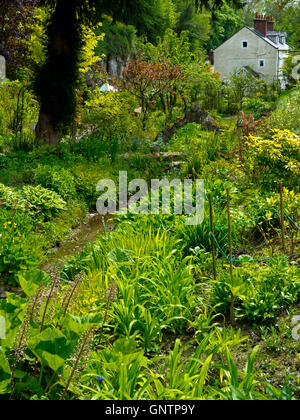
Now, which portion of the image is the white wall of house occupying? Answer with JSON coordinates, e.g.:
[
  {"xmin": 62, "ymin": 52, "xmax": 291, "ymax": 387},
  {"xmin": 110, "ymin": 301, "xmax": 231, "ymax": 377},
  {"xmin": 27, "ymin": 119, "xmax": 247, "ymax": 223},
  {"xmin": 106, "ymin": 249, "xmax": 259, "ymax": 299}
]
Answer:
[{"xmin": 214, "ymin": 27, "xmax": 278, "ymax": 82}]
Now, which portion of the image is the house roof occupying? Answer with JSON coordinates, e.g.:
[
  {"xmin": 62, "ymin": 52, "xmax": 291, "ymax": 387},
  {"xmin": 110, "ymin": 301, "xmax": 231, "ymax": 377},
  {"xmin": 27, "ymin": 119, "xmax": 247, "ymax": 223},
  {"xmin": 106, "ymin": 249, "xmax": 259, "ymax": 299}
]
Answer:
[
  {"xmin": 213, "ymin": 26, "xmax": 290, "ymax": 52},
  {"xmin": 249, "ymin": 27, "xmax": 290, "ymax": 51},
  {"xmin": 267, "ymin": 31, "xmax": 287, "ymax": 36}
]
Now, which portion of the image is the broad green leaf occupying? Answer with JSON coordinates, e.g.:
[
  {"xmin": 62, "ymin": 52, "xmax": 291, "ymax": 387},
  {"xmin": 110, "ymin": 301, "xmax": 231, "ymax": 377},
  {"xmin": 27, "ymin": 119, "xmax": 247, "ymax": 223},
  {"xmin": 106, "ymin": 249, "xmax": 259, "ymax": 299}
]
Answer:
[
  {"xmin": 113, "ymin": 338, "xmax": 137, "ymax": 355},
  {"xmin": 68, "ymin": 313, "xmax": 102, "ymax": 325},
  {"xmin": 107, "ymin": 248, "xmax": 134, "ymax": 264},
  {"xmin": 0, "ymin": 347, "xmax": 11, "ymax": 395},
  {"xmin": 28, "ymin": 327, "xmax": 72, "ymax": 372},
  {"xmin": 18, "ymin": 270, "xmax": 50, "ymax": 297},
  {"xmin": 61, "ymin": 313, "xmax": 102, "ymax": 338}
]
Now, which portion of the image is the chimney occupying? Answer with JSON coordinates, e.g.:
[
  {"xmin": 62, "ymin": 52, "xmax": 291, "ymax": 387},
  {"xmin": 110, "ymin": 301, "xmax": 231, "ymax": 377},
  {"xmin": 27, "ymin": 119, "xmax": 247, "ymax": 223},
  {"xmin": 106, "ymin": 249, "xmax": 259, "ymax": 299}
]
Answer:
[
  {"xmin": 267, "ymin": 16, "xmax": 274, "ymax": 32},
  {"xmin": 254, "ymin": 14, "xmax": 268, "ymax": 36}
]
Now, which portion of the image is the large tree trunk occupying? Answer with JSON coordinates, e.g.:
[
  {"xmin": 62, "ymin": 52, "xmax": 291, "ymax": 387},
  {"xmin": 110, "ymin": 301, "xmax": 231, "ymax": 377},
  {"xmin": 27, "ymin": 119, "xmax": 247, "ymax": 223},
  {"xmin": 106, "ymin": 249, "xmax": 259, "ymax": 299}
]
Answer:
[
  {"xmin": 35, "ymin": 111, "xmax": 60, "ymax": 145},
  {"xmin": 34, "ymin": 0, "xmax": 79, "ymax": 145}
]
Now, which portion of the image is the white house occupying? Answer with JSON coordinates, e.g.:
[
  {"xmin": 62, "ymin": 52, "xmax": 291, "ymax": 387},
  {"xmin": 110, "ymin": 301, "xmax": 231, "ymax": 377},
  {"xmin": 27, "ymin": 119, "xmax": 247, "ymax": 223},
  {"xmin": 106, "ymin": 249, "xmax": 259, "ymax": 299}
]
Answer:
[{"xmin": 213, "ymin": 15, "xmax": 290, "ymax": 88}]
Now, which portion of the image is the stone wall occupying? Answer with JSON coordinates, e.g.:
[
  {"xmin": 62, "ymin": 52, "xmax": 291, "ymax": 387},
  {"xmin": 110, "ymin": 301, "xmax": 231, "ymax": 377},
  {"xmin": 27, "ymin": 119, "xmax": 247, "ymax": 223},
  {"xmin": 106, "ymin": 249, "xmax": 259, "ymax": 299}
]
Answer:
[
  {"xmin": 102, "ymin": 54, "xmax": 128, "ymax": 78},
  {"xmin": 0, "ymin": 55, "xmax": 6, "ymax": 80}
]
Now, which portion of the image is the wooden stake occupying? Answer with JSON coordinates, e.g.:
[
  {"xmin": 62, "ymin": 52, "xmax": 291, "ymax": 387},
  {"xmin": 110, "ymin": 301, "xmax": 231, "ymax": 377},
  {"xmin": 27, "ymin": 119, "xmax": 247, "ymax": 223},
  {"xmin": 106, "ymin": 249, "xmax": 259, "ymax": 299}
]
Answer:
[
  {"xmin": 280, "ymin": 182, "xmax": 286, "ymax": 253},
  {"xmin": 227, "ymin": 188, "xmax": 235, "ymax": 326},
  {"xmin": 209, "ymin": 194, "xmax": 217, "ymax": 280}
]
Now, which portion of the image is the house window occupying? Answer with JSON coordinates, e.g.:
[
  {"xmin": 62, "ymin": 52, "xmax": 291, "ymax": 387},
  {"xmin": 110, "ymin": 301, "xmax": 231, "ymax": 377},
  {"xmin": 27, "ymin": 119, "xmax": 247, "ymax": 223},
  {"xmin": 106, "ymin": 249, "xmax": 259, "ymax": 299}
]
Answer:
[
  {"xmin": 242, "ymin": 41, "xmax": 248, "ymax": 48},
  {"xmin": 258, "ymin": 59, "xmax": 265, "ymax": 68}
]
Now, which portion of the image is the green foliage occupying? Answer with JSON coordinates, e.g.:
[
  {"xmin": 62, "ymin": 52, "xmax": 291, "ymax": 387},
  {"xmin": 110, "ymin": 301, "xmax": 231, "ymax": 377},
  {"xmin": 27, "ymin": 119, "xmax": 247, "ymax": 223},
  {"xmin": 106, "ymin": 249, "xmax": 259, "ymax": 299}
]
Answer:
[
  {"xmin": 217, "ymin": 346, "xmax": 266, "ymax": 400},
  {"xmin": 0, "ymin": 80, "xmax": 39, "ymax": 151},
  {"xmin": 0, "ymin": 210, "xmax": 46, "ymax": 284},
  {"xmin": 142, "ymin": 29, "xmax": 216, "ymax": 105},
  {"xmin": 98, "ymin": 0, "xmax": 178, "ymax": 43},
  {"xmin": 213, "ymin": 259, "xmax": 300, "ymax": 322},
  {"xmin": 71, "ymin": 135, "xmax": 109, "ymax": 161},
  {"xmin": 267, "ymin": 88, "xmax": 300, "ymax": 135},
  {"xmin": 85, "ymin": 338, "xmax": 152, "ymax": 400},
  {"xmin": 228, "ymin": 70, "xmax": 265, "ymax": 110},
  {"xmin": 174, "ymin": 0, "xmax": 211, "ymax": 50},
  {"xmin": 246, "ymin": 129, "xmax": 300, "ymax": 188},
  {"xmin": 206, "ymin": 0, "xmax": 243, "ymax": 50},
  {"xmin": 18, "ymin": 270, "xmax": 50, "ymax": 298},
  {"xmin": 242, "ymin": 97, "xmax": 274, "ymax": 120},
  {"xmin": 97, "ymin": 17, "xmax": 137, "ymax": 58},
  {"xmin": 82, "ymin": 91, "xmax": 139, "ymax": 144},
  {"xmin": 21, "ymin": 185, "xmax": 66, "ymax": 219},
  {"xmin": 171, "ymin": 126, "xmax": 225, "ymax": 176},
  {"xmin": 72, "ymin": 160, "xmax": 116, "ymax": 208},
  {"xmin": 34, "ymin": 165, "xmax": 76, "ymax": 200},
  {"xmin": 0, "ymin": 184, "xmax": 23, "ymax": 209},
  {"xmin": 0, "ymin": 0, "xmax": 299, "ymax": 401}
]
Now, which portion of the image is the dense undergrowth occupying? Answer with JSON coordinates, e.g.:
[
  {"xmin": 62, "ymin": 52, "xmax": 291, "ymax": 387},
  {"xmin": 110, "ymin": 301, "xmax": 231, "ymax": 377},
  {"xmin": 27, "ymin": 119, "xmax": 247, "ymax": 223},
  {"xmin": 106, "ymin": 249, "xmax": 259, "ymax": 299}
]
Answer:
[{"xmin": 0, "ymin": 77, "xmax": 299, "ymax": 400}]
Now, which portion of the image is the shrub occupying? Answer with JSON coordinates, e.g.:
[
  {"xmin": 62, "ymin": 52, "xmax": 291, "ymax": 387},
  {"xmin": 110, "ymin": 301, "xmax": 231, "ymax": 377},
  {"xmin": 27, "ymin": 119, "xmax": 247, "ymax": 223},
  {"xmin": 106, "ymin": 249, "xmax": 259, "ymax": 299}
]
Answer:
[
  {"xmin": 268, "ymin": 91, "xmax": 300, "ymax": 135},
  {"xmin": 246, "ymin": 129, "xmax": 300, "ymax": 188},
  {"xmin": 34, "ymin": 165, "xmax": 76, "ymax": 200},
  {"xmin": 213, "ymin": 259, "xmax": 300, "ymax": 322},
  {"xmin": 82, "ymin": 91, "xmax": 139, "ymax": 142},
  {"xmin": 22, "ymin": 185, "xmax": 66, "ymax": 219},
  {"xmin": 0, "ymin": 209, "xmax": 46, "ymax": 284},
  {"xmin": 242, "ymin": 97, "xmax": 273, "ymax": 119},
  {"xmin": 72, "ymin": 160, "xmax": 117, "ymax": 209},
  {"xmin": 0, "ymin": 183, "xmax": 23, "ymax": 209},
  {"xmin": 71, "ymin": 135, "xmax": 109, "ymax": 161},
  {"xmin": 0, "ymin": 80, "xmax": 38, "ymax": 151}
]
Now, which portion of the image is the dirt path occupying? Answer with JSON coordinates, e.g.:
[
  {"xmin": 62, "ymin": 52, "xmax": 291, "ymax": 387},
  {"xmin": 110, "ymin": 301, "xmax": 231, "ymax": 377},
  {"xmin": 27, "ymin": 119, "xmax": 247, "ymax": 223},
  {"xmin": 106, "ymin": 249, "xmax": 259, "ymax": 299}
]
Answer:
[
  {"xmin": 0, "ymin": 213, "xmax": 113, "ymax": 298},
  {"xmin": 40, "ymin": 213, "xmax": 114, "ymax": 277}
]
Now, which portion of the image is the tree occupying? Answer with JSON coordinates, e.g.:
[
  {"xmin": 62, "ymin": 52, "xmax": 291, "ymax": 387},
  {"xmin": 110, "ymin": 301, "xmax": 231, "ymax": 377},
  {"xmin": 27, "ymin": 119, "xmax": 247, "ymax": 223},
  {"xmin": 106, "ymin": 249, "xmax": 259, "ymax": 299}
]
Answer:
[
  {"xmin": 34, "ymin": 0, "xmax": 243, "ymax": 144},
  {"xmin": 120, "ymin": 57, "xmax": 184, "ymax": 126},
  {"xmin": 34, "ymin": 1, "xmax": 84, "ymax": 144},
  {"xmin": 34, "ymin": 0, "xmax": 177, "ymax": 144},
  {"xmin": 95, "ymin": 16, "xmax": 137, "ymax": 76},
  {"xmin": 229, "ymin": 69, "xmax": 264, "ymax": 110},
  {"xmin": 141, "ymin": 29, "xmax": 219, "ymax": 111},
  {"xmin": 242, "ymin": 0, "xmax": 300, "ymax": 49},
  {"xmin": 206, "ymin": 0, "xmax": 244, "ymax": 50},
  {"xmin": 193, "ymin": 0, "xmax": 243, "ymax": 11},
  {"xmin": 173, "ymin": 0, "xmax": 211, "ymax": 50},
  {"xmin": 0, "ymin": 0, "xmax": 38, "ymax": 79},
  {"xmin": 96, "ymin": 0, "xmax": 178, "ymax": 42}
]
